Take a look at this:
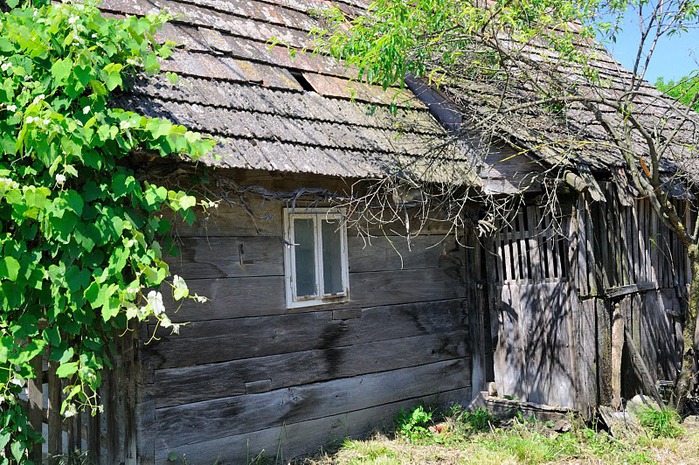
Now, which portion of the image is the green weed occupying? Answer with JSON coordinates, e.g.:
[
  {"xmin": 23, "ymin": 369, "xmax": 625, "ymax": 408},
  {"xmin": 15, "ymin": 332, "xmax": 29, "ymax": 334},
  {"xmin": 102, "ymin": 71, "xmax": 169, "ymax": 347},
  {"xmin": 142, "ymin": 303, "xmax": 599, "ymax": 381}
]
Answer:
[
  {"xmin": 394, "ymin": 405, "xmax": 433, "ymax": 443},
  {"xmin": 636, "ymin": 405, "xmax": 684, "ymax": 438}
]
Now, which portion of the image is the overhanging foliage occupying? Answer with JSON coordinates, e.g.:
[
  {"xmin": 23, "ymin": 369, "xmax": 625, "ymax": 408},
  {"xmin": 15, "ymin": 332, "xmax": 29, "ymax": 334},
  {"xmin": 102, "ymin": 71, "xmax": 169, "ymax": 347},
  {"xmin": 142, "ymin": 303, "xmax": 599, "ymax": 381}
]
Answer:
[{"xmin": 0, "ymin": 1, "xmax": 214, "ymax": 461}]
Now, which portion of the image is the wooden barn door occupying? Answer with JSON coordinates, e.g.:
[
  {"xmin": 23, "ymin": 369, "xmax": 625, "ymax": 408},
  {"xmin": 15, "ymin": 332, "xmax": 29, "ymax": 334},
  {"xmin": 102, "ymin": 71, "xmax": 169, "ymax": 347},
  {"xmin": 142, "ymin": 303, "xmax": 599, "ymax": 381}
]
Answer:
[{"xmin": 486, "ymin": 206, "xmax": 579, "ymax": 407}]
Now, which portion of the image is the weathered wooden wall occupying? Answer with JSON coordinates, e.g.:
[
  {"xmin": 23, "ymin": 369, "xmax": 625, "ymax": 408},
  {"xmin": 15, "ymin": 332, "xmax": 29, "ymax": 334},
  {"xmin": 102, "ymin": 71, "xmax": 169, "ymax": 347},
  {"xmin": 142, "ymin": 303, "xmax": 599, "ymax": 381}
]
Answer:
[
  {"xmin": 487, "ymin": 205, "xmax": 580, "ymax": 408},
  {"xmin": 486, "ymin": 184, "xmax": 689, "ymax": 412},
  {"xmin": 577, "ymin": 184, "xmax": 688, "ymax": 405},
  {"xmin": 136, "ymin": 174, "xmax": 472, "ymax": 464}
]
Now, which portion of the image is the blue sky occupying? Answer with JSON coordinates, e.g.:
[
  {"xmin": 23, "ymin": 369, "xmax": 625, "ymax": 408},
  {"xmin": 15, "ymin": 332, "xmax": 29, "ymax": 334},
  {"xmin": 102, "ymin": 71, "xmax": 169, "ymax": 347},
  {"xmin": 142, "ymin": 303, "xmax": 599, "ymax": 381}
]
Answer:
[{"xmin": 601, "ymin": 12, "xmax": 699, "ymax": 84}]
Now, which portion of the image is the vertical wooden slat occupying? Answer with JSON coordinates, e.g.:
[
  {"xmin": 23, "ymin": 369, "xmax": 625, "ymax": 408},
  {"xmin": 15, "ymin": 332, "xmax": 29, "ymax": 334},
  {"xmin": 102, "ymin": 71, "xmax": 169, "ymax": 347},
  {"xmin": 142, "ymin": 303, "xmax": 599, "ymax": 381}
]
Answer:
[
  {"xmin": 88, "ymin": 402, "xmax": 100, "ymax": 463},
  {"xmin": 105, "ymin": 361, "xmax": 120, "ymax": 462},
  {"xmin": 67, "ymin": 401, "xmax": 75, "ymax": 457},
  {"xmin": 528, "ymin": 206, "xmax": 541, "ymax": 283},
  {"xmin": 686, "ymin": 200, "xmax": 693, "ymax": 284},
  {"xmin": 510, "ymin": 219, "xmax": 521, "ymax": 282},
  {"xmin": 27, "ymin": 356, "xmax": 43, "ymax": 464},
  {"xmin": 545, "ymin": 219, "xmax": 556, "ymax": 280},
  {"xmin": 493, "ymin": 231, "xmax": 502, "ymax": 283},
  {"xmin": 47, "ymin": 361, "xmax": 62, "ymax": 465},
  {"xmin": 650, "ymin": 200, "xmax": 659, "ymax": 285},
  {"xmin": 645, "ymin": 199, "xmax": 653, "ymax": 283},
  {"xmin": 638, "ymin": 199, "xmax": 652, "ymax": 282},
  {"xmin": 136, "ymin": 322, "xmax": 157, "ymax": 465},
  {"xmin": 586, "ymin": 199, "xmax": 599, "ymax": 296},
  {"xmin": 597, "ymin": 299, "xmax": 612, "ymax": 406},
  {"xmin": 630, "ymin": 201, "xmax": 640, "ymax": 284},
  {"xmin": 67, "ymin": 383, "xmax": 81, "ymax": 457},
  {"xmin": 503, "ymin": 227, "xmax": 513, "ymax": 282},
  {"xmin": 123, "ymin": 330, "xmax": 137, "ymax": 462},
  {"xmin": 603, "ymin": 184, "xmax": 618, "ymax": 287},
  {"xmin": 616, "ymin": 198, "xmax": 629, "ymax": 285},
  {"xmin": 576, "ymin": 196, "xmax": 589, "ymax": 294},
  {"xmin": 578, "ymin": 298, "xmax": 598, "ymax": 416},
  {"xmin": 610, "ymin": 301, "xmax": 624, "ymax": 409},
  {"xmin": 517, "ymin": 211, "xmax": 528, "ymax": 281}
]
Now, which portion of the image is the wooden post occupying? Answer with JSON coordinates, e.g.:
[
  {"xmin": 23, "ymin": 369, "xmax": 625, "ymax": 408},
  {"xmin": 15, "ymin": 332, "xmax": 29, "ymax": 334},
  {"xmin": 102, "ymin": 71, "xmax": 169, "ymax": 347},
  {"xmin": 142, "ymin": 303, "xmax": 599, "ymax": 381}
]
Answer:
[
  {"xmin": 27, "ymin": 356, "xmax": 43, "ymax": 464},
  {"xmin": 88, "ymin": 404, "xmax": 100, "ymax": 464},
  {"xmin": 136, "ymin": 323, "xmax": 157, "ymax": 465},
  {"xmin": 611, "ymin": 301, "xmax": 624, "ymax": 409},
  {"xmin": 47, "ymin": 361, "xmax": 62, "ymax": 464},
  {"xmin": 123, "ymin": 330, "xmax": 137, "ymax": 463}
]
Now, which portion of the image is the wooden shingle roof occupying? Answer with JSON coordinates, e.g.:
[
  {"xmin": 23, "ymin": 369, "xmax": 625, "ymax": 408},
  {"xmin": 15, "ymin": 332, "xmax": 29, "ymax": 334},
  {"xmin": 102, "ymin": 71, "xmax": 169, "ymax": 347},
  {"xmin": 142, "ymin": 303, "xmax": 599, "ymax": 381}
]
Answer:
[
  {"xmin": 437, "ymin": 37, "xmax": 699, "ymax": 181},
  {"xmin": 102, "ymin": 0, "xmax": 478, "ymax": 185}
]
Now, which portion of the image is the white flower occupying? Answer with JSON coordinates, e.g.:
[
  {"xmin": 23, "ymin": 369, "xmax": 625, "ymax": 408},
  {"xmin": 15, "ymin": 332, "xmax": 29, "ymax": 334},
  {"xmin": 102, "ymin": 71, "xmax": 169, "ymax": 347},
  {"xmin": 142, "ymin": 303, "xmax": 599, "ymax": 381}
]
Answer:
[
  {"xmin": 82, "ymin": 105, "xmax": 90, "ymax": 114},
  {"xmin": 25, "ymin": 116, "xmax": 36, "ymax": 124},
  {"xmin": 171, "ymin": 323, "xmax": 180, "ymax": 335},
  {"xmin": 6, "ymin": 104, "xmax": 16, "ymax": 112},
  {"xmin": 147, "ymin": 290, "xmax": 165, "ymax": 315},
  {"xmin": 43, "ymin": 118, "xmax": 51, "ymax": 125},
  {"xmin": 63, "ymin": 403, "xmax": 78, "ymax": 418},
  {"xmin": 1, "ymin": 62, "xmax": 10, "ymax": 72},
  {"xmin": 193, "ymin": 293, "xmax": 209, "ymax": 303},
  {"xmin": 55, "ymin": 173, "xmax": 66, "ymax": 185},
  {"xmin": 172, "ymin": 275, "xmax": 186, "ymax": 290},
  {"xmin": 68, "ymin": 15, "xmax": 78, "ymax": 25},
  {"xmin": 32, "ymin": 94, "xmax": 45, "ymax": 104}
]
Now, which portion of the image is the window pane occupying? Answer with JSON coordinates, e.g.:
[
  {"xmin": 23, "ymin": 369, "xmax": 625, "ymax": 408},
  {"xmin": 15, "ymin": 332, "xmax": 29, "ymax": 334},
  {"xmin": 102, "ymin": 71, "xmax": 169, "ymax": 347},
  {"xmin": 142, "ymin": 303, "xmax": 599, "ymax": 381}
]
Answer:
[
  {"xmin": 294, "ymin": 218, "xmax": 316, "ymax": 298},
  {"xmin": 322, "ymin": 220, "xmax": 344, "ymax": 295}
]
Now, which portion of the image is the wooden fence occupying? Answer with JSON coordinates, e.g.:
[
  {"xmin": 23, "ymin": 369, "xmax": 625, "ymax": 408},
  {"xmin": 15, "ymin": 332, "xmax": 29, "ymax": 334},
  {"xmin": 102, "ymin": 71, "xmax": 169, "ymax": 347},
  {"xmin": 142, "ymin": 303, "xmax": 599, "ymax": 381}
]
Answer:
[{"xmin": 24, "ymin": 330, "xmax": 139, "ymax": 464}]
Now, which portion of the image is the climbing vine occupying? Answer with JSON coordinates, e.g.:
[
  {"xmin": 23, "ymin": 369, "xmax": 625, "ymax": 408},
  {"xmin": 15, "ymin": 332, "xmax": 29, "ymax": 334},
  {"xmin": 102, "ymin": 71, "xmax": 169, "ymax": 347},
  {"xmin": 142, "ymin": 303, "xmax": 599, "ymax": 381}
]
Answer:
[{"xmin": 0, "ymin": 1, "xmax": 214, "ymax": 461}]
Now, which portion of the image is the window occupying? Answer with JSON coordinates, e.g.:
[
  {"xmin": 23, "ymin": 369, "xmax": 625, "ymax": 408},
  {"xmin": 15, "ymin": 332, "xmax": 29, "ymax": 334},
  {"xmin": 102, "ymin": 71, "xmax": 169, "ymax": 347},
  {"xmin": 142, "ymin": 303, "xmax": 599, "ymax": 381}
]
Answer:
[{"xmin": 283, "ymin": 208, "xmax": 349, "ymax": 308}]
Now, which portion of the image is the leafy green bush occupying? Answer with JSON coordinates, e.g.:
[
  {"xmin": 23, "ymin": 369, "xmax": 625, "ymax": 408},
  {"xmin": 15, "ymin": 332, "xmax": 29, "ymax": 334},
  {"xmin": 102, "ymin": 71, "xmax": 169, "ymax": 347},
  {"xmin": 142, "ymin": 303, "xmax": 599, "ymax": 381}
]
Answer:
[
  {"xmin": 0, "ymin": 0, "xmax": 214, "ymax": 460},
  {"xmin": 394, "ymin": 405, "xmax": 433, "ymax": 442}
]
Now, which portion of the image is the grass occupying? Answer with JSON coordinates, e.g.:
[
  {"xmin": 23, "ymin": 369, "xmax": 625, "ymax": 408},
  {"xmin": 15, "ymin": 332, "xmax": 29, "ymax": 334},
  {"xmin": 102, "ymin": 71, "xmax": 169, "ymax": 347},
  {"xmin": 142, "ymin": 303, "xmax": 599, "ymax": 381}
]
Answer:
[{"xmin": 297, "ymin": 405, "xmax": 699, "ymax": 465}]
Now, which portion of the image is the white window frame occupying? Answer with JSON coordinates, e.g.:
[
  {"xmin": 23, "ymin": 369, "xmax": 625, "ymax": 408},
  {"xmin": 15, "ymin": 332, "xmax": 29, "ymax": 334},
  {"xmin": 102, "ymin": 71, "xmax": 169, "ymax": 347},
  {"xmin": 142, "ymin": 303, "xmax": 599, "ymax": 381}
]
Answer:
[{"xmin": 283, "ymin": 207, "xmax": 349, "ymax": 308}]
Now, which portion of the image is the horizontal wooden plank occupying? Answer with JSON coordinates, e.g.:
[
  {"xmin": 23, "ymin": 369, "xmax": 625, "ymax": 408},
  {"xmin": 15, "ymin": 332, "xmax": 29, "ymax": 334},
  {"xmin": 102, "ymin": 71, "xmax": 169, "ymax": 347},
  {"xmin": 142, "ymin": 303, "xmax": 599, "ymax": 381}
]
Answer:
[
  {"xmin": 348, "ymin": 235, "xmax": 461, "ymax": 273},
  {"xmin": 169, "ymin": 196, "xmax": 284, "ymax": 238},
  {"xmin": 167, "ymin": 236, "xmax": 284, "ymax": 279},
  {"xmin": 146, "ymin": 299, "xmax": 467, "ymax": 369},
  {"xmin": 155, "ymin": 359, "xmax": 470, "ymax": 448},
  {"xmin": 349, "ymin": 268, "xmax": 467, "ymax": 307},
  {"xmin": 152, "ymin": 330, "xmax": 469, "ymax": 407},
  {"xmin": 155, "ymin": 387, "xmax": 471, "ymax": 464},
  {"xmin": 162, "ymin": 275, "xmax": 287, "ymax": 322},
  {"xmin": 604, "ymin": 281, "xmax": 658, "ymax": 298},
  {"xmin": 164, "ymin": 264, "xmax": 466, "ymax": 323}
]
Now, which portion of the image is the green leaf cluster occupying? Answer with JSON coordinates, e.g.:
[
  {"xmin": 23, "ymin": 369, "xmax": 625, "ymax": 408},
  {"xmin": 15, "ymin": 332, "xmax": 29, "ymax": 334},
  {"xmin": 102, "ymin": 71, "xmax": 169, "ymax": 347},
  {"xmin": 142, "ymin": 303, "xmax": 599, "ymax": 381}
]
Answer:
[
  {"xmin": 656, "ymin": 74, "xmax": 699, "ymax": 111},
  {"xmin": 311, "ymin": 0, "xmax": 606, "ymax": 90},
  {"xmin": 0, "ymin": 1, "xmax": 214, "ymax": 461}
]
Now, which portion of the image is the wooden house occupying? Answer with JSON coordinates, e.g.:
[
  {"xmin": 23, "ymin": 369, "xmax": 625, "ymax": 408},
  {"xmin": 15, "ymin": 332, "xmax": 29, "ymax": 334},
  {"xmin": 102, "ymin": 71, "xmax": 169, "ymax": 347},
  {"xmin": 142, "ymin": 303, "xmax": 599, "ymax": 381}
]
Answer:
[{"xmin": 27, "ymin": 0, "xmax": 697, "ymax": 463}]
